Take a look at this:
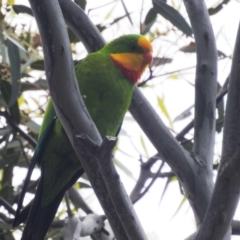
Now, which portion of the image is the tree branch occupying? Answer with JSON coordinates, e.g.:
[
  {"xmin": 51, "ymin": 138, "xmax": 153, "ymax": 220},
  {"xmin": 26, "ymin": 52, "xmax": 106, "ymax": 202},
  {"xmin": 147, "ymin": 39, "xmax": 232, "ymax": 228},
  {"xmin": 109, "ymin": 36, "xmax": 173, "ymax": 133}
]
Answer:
[
  {"xmin": 195, "ymin": 20, "xmax": 240, "ymax": 240},
  {"xmin": 131, "ymin": 160, "xmax": 164, "ymax": 204},
  {"xmin": 0, "ymin": 110, "xmax": 37, "ymax": 147},
  {"xmin": 182, "ymin": 0, "xmax": 217, "ymax": 227},
  {"xmin": 68, "ymin": 187, "xmax": 93, "ymax": 214},
  {"xmin": 130, "ymin": 154, "xmax": 160, "ymax": 203},
  {"xmin": 96, "ymin": 136, "xmax": 147, "ymax": 240},
  {"xmin": 176, "ymin": 76, "xmax": 228, "ymax": 143},
  {"xmin": 129, "ymin": 88, "xmax": 195, "ymax": 193},
  {"xmin": 58, "ymin": 0, "xmax": 105, "ymax": 53},
  {"xmin": 232, "ymin": 220, "xmax": 240, "ymax": 235},
  {"xmin": 0, "ymin": 196, "xmax": 15, "ymax": 215},
  {"xmin": 195, "ymin": 146, "xmax": 240, "ymax": 240},
  {"xmin": 184, "ymin": 0, "xmax": 218, "ymax": 165}
]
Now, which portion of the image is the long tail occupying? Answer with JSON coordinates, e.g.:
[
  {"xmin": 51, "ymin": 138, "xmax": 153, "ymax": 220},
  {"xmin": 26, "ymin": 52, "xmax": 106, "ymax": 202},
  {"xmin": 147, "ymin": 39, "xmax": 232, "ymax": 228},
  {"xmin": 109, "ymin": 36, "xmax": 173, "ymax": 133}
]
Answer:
[{"xmin": 19, "ymin": 169, "xmax": 84, "ymax": 240}]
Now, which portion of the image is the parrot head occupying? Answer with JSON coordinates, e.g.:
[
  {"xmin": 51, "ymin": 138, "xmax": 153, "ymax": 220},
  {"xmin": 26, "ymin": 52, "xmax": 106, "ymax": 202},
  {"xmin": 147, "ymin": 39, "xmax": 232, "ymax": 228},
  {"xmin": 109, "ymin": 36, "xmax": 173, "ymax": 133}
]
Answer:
[{"xmin": 103, "ymin": 34, "xmax": 153, "ymax": 84}]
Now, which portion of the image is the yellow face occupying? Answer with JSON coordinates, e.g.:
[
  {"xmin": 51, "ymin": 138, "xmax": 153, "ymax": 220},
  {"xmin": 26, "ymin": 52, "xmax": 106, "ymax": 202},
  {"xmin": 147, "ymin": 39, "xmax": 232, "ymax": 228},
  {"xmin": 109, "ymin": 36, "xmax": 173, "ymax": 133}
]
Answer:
[
  {"xmin": 111, "ymin": 53, "xmax": 148, "ymax": 71},
  {"xmin": 110, "ymin": 37, "xmax": 153, "ymax": 74}
]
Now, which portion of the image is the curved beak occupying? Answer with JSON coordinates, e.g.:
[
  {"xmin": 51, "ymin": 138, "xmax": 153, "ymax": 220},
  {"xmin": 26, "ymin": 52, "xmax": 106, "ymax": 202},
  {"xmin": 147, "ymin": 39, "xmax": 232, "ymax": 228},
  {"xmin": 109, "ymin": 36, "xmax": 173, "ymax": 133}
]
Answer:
[{"xmin": 143, "ymin": 51, "xmax": 153, "ymax": 65}]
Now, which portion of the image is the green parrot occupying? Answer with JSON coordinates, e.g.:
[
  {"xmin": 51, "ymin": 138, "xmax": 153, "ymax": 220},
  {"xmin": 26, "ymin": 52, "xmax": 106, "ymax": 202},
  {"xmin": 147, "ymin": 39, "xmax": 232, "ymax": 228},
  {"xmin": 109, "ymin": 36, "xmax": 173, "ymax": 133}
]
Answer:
[{"xmin": 13, "ymin": 34, "xmax": 153, "ymax": 240}]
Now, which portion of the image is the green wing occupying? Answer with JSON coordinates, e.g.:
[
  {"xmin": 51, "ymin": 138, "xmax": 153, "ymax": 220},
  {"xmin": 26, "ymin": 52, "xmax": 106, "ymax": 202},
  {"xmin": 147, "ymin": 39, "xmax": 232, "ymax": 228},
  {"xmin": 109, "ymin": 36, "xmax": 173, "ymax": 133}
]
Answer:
[{"xmin": 13, "ymin": 116, "xmax": 57, "ymax": 227}]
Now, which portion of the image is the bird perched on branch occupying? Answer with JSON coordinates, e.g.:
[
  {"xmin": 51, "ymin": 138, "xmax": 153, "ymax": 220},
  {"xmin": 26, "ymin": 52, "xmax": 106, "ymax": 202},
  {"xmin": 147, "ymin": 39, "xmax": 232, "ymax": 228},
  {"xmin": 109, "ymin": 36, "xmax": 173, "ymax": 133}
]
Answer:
[{"xmin": 13, "ymin": 34, "xmax": 153, "ymax": 240}]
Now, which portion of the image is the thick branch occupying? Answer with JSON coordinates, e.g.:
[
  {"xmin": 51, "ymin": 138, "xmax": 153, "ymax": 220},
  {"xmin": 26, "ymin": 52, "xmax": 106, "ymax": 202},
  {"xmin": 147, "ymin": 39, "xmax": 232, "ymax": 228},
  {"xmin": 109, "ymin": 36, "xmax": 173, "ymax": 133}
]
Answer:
[
  {"xmin": 195, "ymin": 146, "xmax": 240, "ymax": 240},
  {"xmin": 179, "ymin": 0, "xmax": 219, "ymax": 227},
  {"xmin": 232, "ymin": 220, "xmax": 240, "ymax": 235},
  {"xmin": 58, "ymin": 0, "xmax": 105, "ymax": 53},
  {"xmin": 196, "ymin": 20, "xmax": 240, "ymax": 240},
  {"xmin": 184, "ymin": 0, "xmax": 217, "ymax": 165},
  {"xmin": 96, "ymin": 136, "xmax": 147, "ymax": 240}
]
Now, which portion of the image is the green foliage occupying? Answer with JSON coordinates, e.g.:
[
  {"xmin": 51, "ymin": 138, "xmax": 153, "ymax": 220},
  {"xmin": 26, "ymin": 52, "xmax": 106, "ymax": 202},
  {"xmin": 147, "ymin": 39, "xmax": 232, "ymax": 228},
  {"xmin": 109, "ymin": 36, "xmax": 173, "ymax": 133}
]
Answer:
[
  {"xmin": 157, "ymin": 96, "xmax": 173, "ymax": 128},
  {"xmin": 142, "ymin": 8, "xmax": 157, "ymax": 35},
  {"xmin": 152, "ymin": 0, "xmax": 192, "ymax": 36},
  {"xmin": 208, "ymin": 0, "xmax": 230, "ymax": 16},
  {"xmin": 0, "ymin": 5, "xmax": 47, "ymax": 237}
]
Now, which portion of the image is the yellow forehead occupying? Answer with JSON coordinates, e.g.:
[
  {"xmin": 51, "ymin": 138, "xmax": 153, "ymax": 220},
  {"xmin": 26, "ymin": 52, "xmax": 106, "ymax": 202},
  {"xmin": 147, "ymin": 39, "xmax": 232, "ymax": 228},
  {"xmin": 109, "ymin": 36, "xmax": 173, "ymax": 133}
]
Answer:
[{"xmin": 138, "ymin": 36, "xmax": 153, "ymax": 52}]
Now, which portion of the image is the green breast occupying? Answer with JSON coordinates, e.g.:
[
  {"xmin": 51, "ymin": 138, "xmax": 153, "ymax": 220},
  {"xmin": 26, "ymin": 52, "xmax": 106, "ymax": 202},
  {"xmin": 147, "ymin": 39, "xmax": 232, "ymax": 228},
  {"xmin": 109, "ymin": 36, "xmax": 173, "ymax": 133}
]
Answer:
[{"xmin": 75, "ymin": 52, "xmax": 134, "ymax": 137}]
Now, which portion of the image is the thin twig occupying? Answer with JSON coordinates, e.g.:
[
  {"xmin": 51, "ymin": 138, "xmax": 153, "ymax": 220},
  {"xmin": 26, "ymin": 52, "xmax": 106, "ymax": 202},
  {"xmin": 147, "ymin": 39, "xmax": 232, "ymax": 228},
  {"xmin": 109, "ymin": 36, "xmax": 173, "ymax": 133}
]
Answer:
[
  {"xmin": 176, "ymin": 76, "xmax": 229, "ymax": 142},
  {"xmin": 138, "ymin": 65, "xmax": 196, "ymax": 87},
  {"xmin": 0, "ymin": 196, "xmax": 15, "ymax": 215},
  {"xmin": 120, "ymin": 0, "xmax": 133, "ymax": 25},
  {"xmin": 0, "ymin": 111, "xmax": 37, "ymax": 147},
  {"xmin": 132, "ymin": 161, "xmax": 165, "ymax": 204},
  {"xmin": 139, "ymin": 0, "xmax": 144, "ymax": 33},
  {"xmin": 65, "ymin": 191, "xmax": 73, "ymax": 217}
]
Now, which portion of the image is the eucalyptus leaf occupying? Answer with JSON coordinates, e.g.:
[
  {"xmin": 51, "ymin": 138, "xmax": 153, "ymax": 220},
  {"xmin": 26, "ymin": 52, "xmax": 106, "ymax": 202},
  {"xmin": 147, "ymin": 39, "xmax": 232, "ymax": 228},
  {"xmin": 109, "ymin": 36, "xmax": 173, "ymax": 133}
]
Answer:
[
  {"xmin": 181, "ymin": 138, "xmax": 193, "ymax": 152},
  {"xmin": 140, "ymin": 135, "xmax": 149, "ymax": 158},
  {"xmin": 0, "ymin": 222, "xmax": 14, "ymax": 230},
  {"xmin": 12, "ymin": 4, "xmax": 33, "ymax": 16},
  {"xmin": 0, "ymin": 46, "xmax": 9, "ymax": 65},
  {"xmin": 159, "ymin": 176, "xmax": 174, "ymax": 205},
  {"xmin": 30, "ymin": 59, "xmax": 45, "ymax": 71},
  {"xmin": 5, "ymin": 139, "xmax": 21, "ymax": 149},
  {"xmin": 7, "ymin": 39, "xmax": 20, "ymax": 108},
  {"xmin": 151, "ymin": 57, "xmax": 172, "ymax": 67},
  {"xmin": 21, "ymin": 52, "xmax": 40, "ymax": 73},
  {"xmin": 20, "ymin": 79, "xmax": 48, "ymax": 92},
  {"xmin": 153, "ymin": 0, "xmax": 192, "ymax": 36},
  {"xmin": 0, "ymin": 128, "xmax": 12, "ymax": 136},
  {"xmin": 74, "ymin": 0, "xmax": 87, "ymax": 11},
  {"xmin": 171, "ymin": 196, "xmax": 187, "ymax": 220},
  {"xmin": 208, "ymin": 0, "xmax": 230, "ymax": 16},
  {"xmin": 68, "ymin": 28, "xmax": 80, "ymax": 43},
  {"xmin": 142, "ymin": 8, "xmax": 157, "ymax": 34},
  {"xmin": 77, "ymin": 181, "xmax": 92, "ymax": 189},
  {"xmin": 173, "ymin": 105, "xmax": 193, "ymax": 122},
  {"xmin": 96, "ymin": 14, "xmax": 128, "ymax": 33},
  {"xmin": 113, "ymin": 158, "xmax": 135, "ymax": 180},
  {"xmin": 0, "ymin": 31, "xmax": 9, "ymax": 64},
  {"xmin": 179, "ymin": 42, "xmax": 227, "ymax": 58},
  {"xmin": 5, "ymin": 34, "xmax": 27, "ymax": 53},
  {"xmin": 157, "ymin": 97, "xmax": 172, "ymax": 127},
  {"xmin": 216, "ymin": 82, "xmax": 224, "ymax": 133},
  {"xmin": 25, "ymin": 119, "xmax": 40, "ymax": 134},
  {"xmin": 0, "ymin": 80, "xmax": 20, "ymax": 123},
  {"xmin": 0, "ymin": 152, "xmax": 20, "ymax": 168}
]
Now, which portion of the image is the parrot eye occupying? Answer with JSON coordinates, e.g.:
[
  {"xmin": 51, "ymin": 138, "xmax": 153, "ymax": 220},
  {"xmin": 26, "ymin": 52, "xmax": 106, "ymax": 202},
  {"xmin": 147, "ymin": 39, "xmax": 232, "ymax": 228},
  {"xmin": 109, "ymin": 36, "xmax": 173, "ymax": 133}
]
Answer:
[{"xmin": 130, "ymin": 45, "xmax": 136, "ymax": 51}]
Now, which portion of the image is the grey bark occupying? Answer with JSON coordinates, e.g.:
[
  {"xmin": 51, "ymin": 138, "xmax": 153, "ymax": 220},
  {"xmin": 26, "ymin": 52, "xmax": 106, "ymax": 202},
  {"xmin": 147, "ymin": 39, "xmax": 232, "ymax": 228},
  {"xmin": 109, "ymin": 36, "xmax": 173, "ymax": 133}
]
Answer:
[{"xmin": 195, "ymin": 20, "xmax": 240, "ymax": 240}]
